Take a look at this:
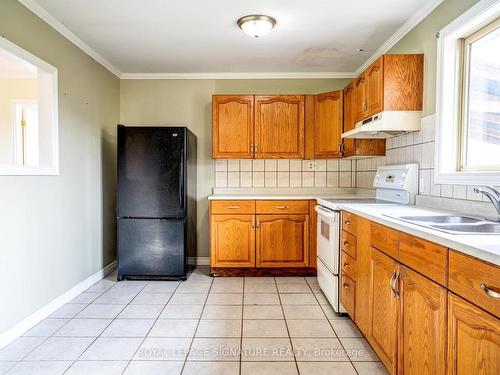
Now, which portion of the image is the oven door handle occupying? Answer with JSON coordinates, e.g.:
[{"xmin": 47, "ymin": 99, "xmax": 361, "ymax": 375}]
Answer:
[{"xmin": 314, "ymin": 205, "xmax": 338, "ymax": 220}]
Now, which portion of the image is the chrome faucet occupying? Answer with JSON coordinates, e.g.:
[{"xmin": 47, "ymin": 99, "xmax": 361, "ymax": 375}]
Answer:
[{"xmin": 474, "ymin": 186, "xmax": 500, "ymax": 222}]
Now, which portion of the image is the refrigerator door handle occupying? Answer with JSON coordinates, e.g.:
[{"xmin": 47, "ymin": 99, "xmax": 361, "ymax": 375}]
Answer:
[{"xmin": 179, "ymin": 146, "xmax": 184, "ymax": 211}]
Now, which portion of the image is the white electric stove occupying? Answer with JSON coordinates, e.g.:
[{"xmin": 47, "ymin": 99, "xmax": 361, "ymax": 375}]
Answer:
[{"xmin": 315, "ymin": 164, "xmax": 419, "ymax": 314}]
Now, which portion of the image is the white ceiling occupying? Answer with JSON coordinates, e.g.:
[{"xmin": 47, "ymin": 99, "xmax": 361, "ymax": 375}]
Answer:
[{"xmin": 27, "ymin": 0, "xmax": 441, "ymax": 76}]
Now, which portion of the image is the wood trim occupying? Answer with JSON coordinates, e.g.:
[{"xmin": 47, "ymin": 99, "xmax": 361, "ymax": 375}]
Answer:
[
  {"xmin": 304, "ymin": 95, "xmax": 315, "ymax": 160},
  {"xmin": 210, "ymin": 267, "xmax": 317, "ymax": 277},
  {"xmin": 309, "ymin": 200, "xmax": 318, "ymax": 268}
]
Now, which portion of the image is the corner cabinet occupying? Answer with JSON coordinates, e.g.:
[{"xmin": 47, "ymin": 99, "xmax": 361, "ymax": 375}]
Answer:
[
  {"xmin": 352, "ymin": 54, "xmax": 423, "ymax": 122},
  {"xmin": 254, "ymin": 95, "xmax": 305, "ymax": 159},
  {"xmin": 212, "ymin": 95, "xmax": 254, "ymax": 159},
  {"xmin": 210, "ymin": 199, "xmax": 316, "ymax": 275}
]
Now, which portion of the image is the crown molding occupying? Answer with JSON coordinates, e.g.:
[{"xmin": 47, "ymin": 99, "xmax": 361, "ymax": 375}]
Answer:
[
  {"xmin": 18, "ymin": 0, "xmax": 122, "ymax": 77},
  {"xmin": 354, "ymin": 0, "xmax": 445, "ymax": 76},
  {"xmin": 120, "ymin": 72, "xmax": 356, "ymax": 80}
]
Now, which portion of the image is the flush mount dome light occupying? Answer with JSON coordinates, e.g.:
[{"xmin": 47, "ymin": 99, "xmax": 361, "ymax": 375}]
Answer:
[{"xmin": 237, "ymin": 15, "xmax": 277, "ymax": 38}]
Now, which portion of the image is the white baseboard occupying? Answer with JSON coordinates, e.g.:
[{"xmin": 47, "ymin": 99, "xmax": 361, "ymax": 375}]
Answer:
[
  {"xmin": 188, "ymin": 257, "xmax": 210, "ymax": 266},
  {"xmin": 0, "ymin": 261, "xmax": 117, "ymax": 350}
]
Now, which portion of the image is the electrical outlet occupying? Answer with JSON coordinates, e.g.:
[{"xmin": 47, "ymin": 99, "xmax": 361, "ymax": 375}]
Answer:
[{"xmin": 306, "ymin": 161, "xmax": 317, "ymax": 171}]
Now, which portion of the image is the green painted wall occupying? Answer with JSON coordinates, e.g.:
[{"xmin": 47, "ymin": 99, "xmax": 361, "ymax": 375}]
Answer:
[
  {"xmin": 388, "ymin": 0, "xmax": 479, "ymax": 116},
  {"xmin": 0, "ymin": 0, "xmax": 120, "ymax": 333},
  {"xmin": 120, "ymin": 78, "xmax": 350, "ymax": 258}
]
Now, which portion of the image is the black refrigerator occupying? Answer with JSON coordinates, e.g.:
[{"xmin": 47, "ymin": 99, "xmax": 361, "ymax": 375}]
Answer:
[{"xmin": 117, "ymin": 125, "xmax": 197, "ymax": 280}]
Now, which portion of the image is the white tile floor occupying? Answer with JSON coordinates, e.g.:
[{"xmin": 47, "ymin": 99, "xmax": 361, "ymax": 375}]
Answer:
[{"xmin": 0, "ymin": 268, "xmax": 388, "ymax": 375}]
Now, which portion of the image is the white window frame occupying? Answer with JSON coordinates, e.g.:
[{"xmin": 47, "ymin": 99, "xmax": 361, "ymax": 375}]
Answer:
[
  {"xmin": 434, "ymin": 0, "xmax": 500, "ymax": 185},
  {"xmin": 0, "ymin": 37, "xmax": 59, "ymax": 176}
]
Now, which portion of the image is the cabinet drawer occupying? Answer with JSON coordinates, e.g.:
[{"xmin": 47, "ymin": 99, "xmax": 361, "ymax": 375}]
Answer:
[
  {"xmin": 342, "ymin": 211, "xmax": 357, "ymax": 235},
  {"xmin": 340, "ymin": 270, "xmax": 356, "ymax": 319},
  {"xmin": 341, "ymin": 250, "xmax": 357, "ymax": 279},
  {"xmin": 449, "ymin": 251, "xmax": 500, "ymax": 318},
  {"xmin": 399, "ymin": 233, "xmax": 448, "ymax": 286},
  {"xmin": 256, "ymin": 200, "xmax": 309, "ymax": 214},
  {"xmin": 211, "ymin": 200, "xmax": 255, "ymax": 214},
  {"xmin": 341, "ymin": 230, "xmax": 357, "ymax": 259},
  {"xmin": 371, "ymin": 221, "xmax": 399, "ymax": 259}
]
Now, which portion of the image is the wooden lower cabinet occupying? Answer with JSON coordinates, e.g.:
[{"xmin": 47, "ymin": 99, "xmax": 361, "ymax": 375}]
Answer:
[
  {"xmin": 398, "ymin": 265, "xmax": 447, "ymax": 375},
  {"xmin": 448, "ymin": 293, "xmax": 500, "ymax": 375},
  {"xmin": 210, "ymin": 215, "xmax": 255, "ymax": 267},
  {"xmin": 256, "ymin": 214, "xmax": 309, "ymax": 267},
  {"xmin": 340, "ymin": 270, "xmax": 356, "ymax": 318},
  {"xmin": 370, "ymin": 248, "xmax": 399, "ymax": 374}
]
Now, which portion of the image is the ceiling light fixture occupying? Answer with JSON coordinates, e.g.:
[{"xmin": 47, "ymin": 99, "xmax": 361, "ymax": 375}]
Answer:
[{"xmin": 237, "ymin": 15, "xmax": 277, "ymax": 38}]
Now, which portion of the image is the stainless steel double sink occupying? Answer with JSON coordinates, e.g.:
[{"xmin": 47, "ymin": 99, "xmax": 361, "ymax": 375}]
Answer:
[{"xmin": 385, "ymin": 215, "xmax": 500, "ymax": 234}]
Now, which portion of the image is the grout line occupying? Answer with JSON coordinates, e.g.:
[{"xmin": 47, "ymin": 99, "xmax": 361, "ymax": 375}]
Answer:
[
  {"xmin": 239, "ymin": 278, "xmax": 244, "ymax": 375},
  {"xmin": 275, "ymin": 276, "xmax": 301, "ymax": 374},
  {"xmin": 179, "ymin": 274, "xmax": 215, "ymax": 374},
  {"xmin": 119, "ymin": 280, "xmax": 181, "ymax": 375}
]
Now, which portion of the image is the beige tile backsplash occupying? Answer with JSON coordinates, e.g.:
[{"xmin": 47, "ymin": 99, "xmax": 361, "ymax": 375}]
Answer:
[
  {"xmin": 355, "ymin": 114, "xmax": 498, "ymax": 203},
  {"xmin": 215, "ymin": 158, "xmax": 355, "ymax": 189}
]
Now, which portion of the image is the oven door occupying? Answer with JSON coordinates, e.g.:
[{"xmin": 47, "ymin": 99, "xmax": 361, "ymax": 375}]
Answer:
[{"xmin": 315, "ymin": 205, "xmax": 340, "ymax": 275}]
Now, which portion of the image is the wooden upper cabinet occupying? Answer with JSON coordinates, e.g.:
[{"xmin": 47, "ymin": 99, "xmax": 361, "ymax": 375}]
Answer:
[
  {"xmin": 212, "ymin": 95, "xmax": 254, "ymax": 159},
  {"xmin": 256, "ymin": 214, "xmax": 309, "ymax": 268},
  {"xmin": 342, "ymin": 82, "xmax": 356, "ymax": 157},
  {"xmin": 383, "ymin": 54, "xmax": 424, "ymax": 111},
  {"xmin": 353, "ymin": 73, "xmax": 367, "ymax": 122},
  {"xmin": 398, "ymin": 266, "xmax": 447, "ymax": 375},
  {"xmin": 365, "ymin": 56, "xmax": 384, "ymax": 117},
  {"xmin": 448, "ymin": 293, "xmax": 500, "ymax": 375},
  {"xmin": 370, "ymin": 248, "xmax": 399, "ymax": 374},
  {"xmin": 313, "ymin": 91, "xmax": 343, "ymax": 158},
  {"xmin": 210, "ymin": 214, "xmax": 255, "ymax": 268},
  {"xmin": 254, "ymin": 95, "xmax": 305, "ymax": 159}
]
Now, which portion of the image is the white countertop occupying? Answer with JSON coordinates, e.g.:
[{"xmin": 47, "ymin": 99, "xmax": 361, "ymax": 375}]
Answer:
[
  {"xmin": 330, "ymin": 201, "xmax": 500, "ymax": 266},
  {"xmin": 208, "ymin": 191, "xmax": 500, "ymax": 266}
]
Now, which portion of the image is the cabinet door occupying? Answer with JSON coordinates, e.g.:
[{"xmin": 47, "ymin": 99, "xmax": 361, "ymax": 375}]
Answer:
[
  {"xmin": 255, "ymin": 95, "xmax": 305, "ymax": 159},
  {"xmin": 210, "ymin": 215, "xmax": 255, "ymax": 267},
  {"xmin": 448, "ymin": 293, "xmax": 500, "ymax": 375},
  {"xmin": 370, "ymin": 248, "xmax": 399, "ymax": 374},
  {"xmin": 256, "ymin": 215, "xmax": 309, "ymax": 268},
  {"xmin": 212, "ymin": 95, "xmax": 254, "ymax": 159},
  {"xmin": 342, "ymin": 82, "xmax": 356, "ymax": 157},
  {"xmin": 314, "ymin": 91, "xmax": 343, "ymax": 158},
  {"xmin": 353, "ymin": 73, "xmax": 367, "ymax": 122},
  {"xmin": 366, "ymin": 56, "xmax": 384, "ymax": 116},
  {"xmin": 398, "ymin": 266, "xmax": 447, "ymax": 375}
]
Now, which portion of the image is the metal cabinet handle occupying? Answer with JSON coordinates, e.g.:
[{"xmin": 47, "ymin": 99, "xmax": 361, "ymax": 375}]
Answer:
[
  {"xmin": 390, "ymin": 270, "xmax": 397, "ymax": 298},
  {"xmin": 275, "ymin": 206, "xmax": 288, "ymax": 209},
  {"xmin": 343, "ymin": 241, "xmax": 350, "ymax": 247},
  {"xmin": 256, "ymin": 219, "xmax": 260, "ymax": 229},
  {"xmin": 481, "ymin": 284, "xmax": 500, "ymax": 299},
  {"xmin": 343, "ymin": 283, "xmax": 350, "ymax": 289},
  {"xmin": 254, "ymin": 144, "xmax": 259, "ymax": 153},
  {"xmin": 345, "ymin": 220, "xmax": 351, "ymax": 225},
  {"xmin": 228, "ymin": 205, "xmax": 240, "ymax": 209},
  {"xmin": 343, "ymin": 263, "xmax": 349, "ymax": 269},
  {"xmin": 250, "ymin": 144, "xmax": 254, "ymax": 153},
  {"xmin": 252, "ymin": 217, "xmax": 255, "ymax": 229},
  {"xmin": 393, "ymin": 271, "xmax": 400, "ymax": 300}
]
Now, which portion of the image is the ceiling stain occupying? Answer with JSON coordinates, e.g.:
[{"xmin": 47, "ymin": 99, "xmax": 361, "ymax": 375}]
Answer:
[{"xmin": 293, "ymin": 48, "xmax": 347, "ymax": 67}]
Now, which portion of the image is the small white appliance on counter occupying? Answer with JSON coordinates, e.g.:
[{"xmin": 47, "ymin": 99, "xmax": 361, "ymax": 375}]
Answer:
[{"xmin": 315, "ymin": 164, "xmax": 418, "ymax": 313}]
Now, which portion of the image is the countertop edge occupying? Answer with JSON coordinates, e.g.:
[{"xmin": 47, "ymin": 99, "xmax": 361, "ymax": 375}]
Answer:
[{"xmin": 339, "ymin": 204, "xmax": 500, "ymax": 266}]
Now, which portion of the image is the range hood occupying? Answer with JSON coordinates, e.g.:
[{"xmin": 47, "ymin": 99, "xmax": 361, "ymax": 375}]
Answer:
[{"xmin": 342, "ymin": 111, "xmax": 421, "ymax": 139}]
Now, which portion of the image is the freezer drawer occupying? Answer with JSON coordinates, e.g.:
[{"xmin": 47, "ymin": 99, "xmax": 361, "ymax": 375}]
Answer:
[
  {"xmin": 317, "ymin": 257, "xmax": 346, "ymax": 314},
  {"xmin": 118, "ymin": 218, "xmax": 186, "ymax": 280}
]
